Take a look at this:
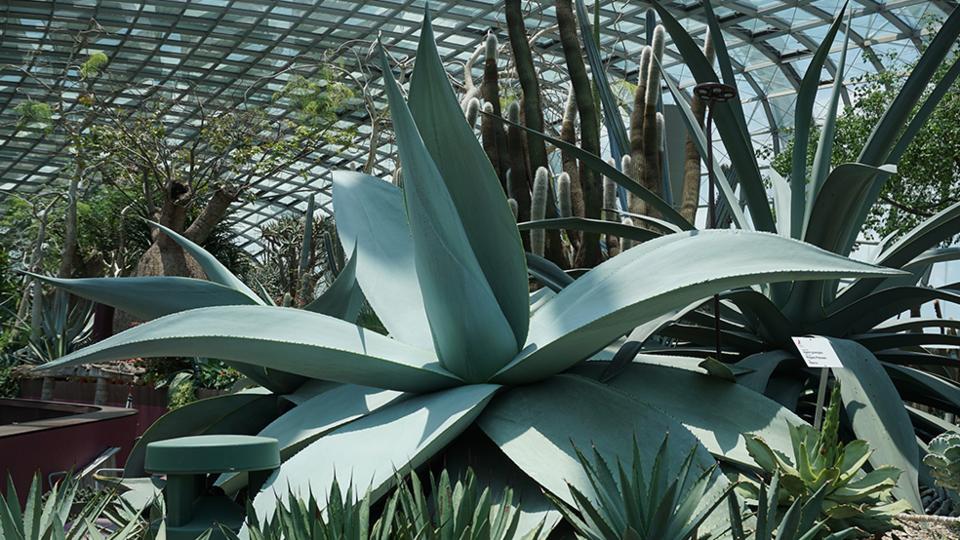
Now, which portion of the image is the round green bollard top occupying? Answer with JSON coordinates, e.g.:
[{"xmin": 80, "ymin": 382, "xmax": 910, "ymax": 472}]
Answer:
[{"xmin": 145, "ymin": 435, "xmax": 280, "ymax": 475}]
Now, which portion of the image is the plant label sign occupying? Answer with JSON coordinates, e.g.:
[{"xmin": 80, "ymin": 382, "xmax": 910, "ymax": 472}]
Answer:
[{"xmin": 792, "ymin": 336, "xmax": 843, "ymax": 369}]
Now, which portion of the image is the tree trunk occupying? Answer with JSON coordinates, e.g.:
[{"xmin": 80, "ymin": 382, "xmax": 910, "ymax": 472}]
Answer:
[
  {"xmin": 557, "ymin": 0, "xmax": 603, "ymax": 267},
  {"xmin": 679, "ymin": 33, "xmax": 715, "ymax": 223}
]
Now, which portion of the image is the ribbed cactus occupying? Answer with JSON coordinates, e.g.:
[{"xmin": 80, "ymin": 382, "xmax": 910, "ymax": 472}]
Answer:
[
  {"xmin": 558, "ymin": 172, "xmax": 572, "ymax": 218},
  {"xmin": 628, "ymin": 46, "xmax": 653, "ymax": 218},
  {"xmin": 479, "ymin": 32, "xmax": 509, "ymax": 188},
  {"xmin": 530, "ymin": 166, "xmax": 549, "ymax": 257},
  {"xmin": 507, "ymin": 198, "xmax": 519, "ymax": 221},
  {"xmin": 459, "ymin": 43, "xmax": 483, "ymax": 111},
  {"xmin": 680, "ymin": 31, "xmax": 716, "ymax": 223},
  {"xmin": 464, "ymin": 97, "xmax": 480, "ymax": 129},
  {"xmin": 621, "ymin": 217, "xmax": 635, "ymax": 251},
  {"xmin": 640, "ymin": 25, "xmax": 666, "ymax": 211},
  {"xmin": 506, "ymin": 101, "xmax": 531, "ymax": 228},
  {"xmin": 560, "ymin": 86, "xmax": 584, "ymax": 220}
]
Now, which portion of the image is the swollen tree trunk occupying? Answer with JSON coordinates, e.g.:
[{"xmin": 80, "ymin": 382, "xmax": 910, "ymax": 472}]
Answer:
[
  {"xmin": 556, "ymin": 0, "xmax": 603, "ymax": 267},
  {"xmin": 57, "ymin": 170, "xmax": 80, "ymax": 280}
]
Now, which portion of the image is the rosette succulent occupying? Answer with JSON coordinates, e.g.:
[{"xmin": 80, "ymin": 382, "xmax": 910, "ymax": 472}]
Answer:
[{"xmin": 34, "ymin": 8, "xmax": 903, "ymax": 536}]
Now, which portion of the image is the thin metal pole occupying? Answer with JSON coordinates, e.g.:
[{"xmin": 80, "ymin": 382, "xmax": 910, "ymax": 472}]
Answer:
[{"xmin": 705, "ymin": 105, "xmax": 721, "ymax": 362}]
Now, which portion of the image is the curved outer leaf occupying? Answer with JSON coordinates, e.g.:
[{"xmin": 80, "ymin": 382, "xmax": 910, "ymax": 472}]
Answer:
[
  {"xmin": 38, "ymin": 305, "xmax": 461, "ymax": 393},
  {"xmin": 442, "ymin": 432, "xmax": 562, "ymax": 540},
  {"xmin": 850, "ymin": 331, "xmax": 960, "ymax": 352},
  {"xmin": 381, "ymin": 44, "xmax": 518, "ymax": 381},
  {"xmin": 769, "ymin": 170, "xmax": 791, "ymax": 237},
  {"xmin": 574, "ymin": 0, "xmax": 629, "ymax": 164},
  {"xmin": 875, "ymin": 350, "xmax": 960, "ymax": 367},
  {"xmin": 819, "ymin": 286, "xmax": 960, "ymax": 335},
  {"xmin": 258, "ymin": 384, "xmax": 404, "ymax": 460},
  {"xmin": 721, "ymin": 289, "xmax": 793, "ymax": 345},
  {"xmin": 23, "ymin": 273, "xmax": 258, "ymax": 321},
  {"xmin": 408, "ymin": 13, "xmax": 529, "ymax": 349},
  {"xmin": 648, "ymin": 0, "xmax": 775, "ymax": 233},
  {"xmin": 147, "ymin": 220, "xmax": 261, "ymax": 303},
  {"xmin": 123, "ymin": 393, "xmax": 274, "ymax": 477},
  {"xmin": 656, "ymin": 61, "xmax": 750, "ymax": 230},
  {"xmin": 615, "ymin": 210, "xmax": 684, "ymax": 234},
  {"xmin": 877, "ymin": 199, "xmax": 960, "ymax": 270},
  {"xmin": 576, "ymin": 361, "xmax": 806, "ymax": 469},
  {"xmin": 478, "ymin": 374, "xmax": 730, "ymax": 529},
  {"xmin": 525, "ymin": 253, "xmax": 573, "ymax": 292},
  {"xmin": 251, "ymin": 384, "xmax": 499, "ymax": 523},
  {"xmin": 302, "ymin": 245, "xmax": 363, "ymax": 322},
  {"xmin": 884, "ymin": 364, "xmax": 960, "ymax": 415},
  {"xmin": 888, "ymin": 55, "xmax": 960, "ymax": 164},
  {"xmin": 494, "ymin": 230, "xmax": 903, "ymax": 385},
  {"xmin": 873, "ymin": 317, "xmax": 960, "ymax": 334},
  {"xmin": 826, "ymin": 338, "xmax": 922, "ymax": 512},
  {"xmin": 488, "ymin": 112, "xmax": 693, "ymax": 230},
  {"xmin": 332, "ymin": 171, "xmax": 433, "ymax": 350},
  {"xmin": 788, "ymin": 2, "xmax": 848, "ymax": 238},
  {"xmin": 518, "ymin": 217, "xmax": 661, "ymax": 243},
  {"xmin": 734, "ymin": 349, "xmax": 796, "ymax": 394},
  {"xmin": 804, "ymin": 164, "xmax": 897, "ymax": 255}
]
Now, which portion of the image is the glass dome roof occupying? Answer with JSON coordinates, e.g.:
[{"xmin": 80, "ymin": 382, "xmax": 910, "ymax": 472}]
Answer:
[{"xmin": 0, "ymin": 0, "xmax": 954, "ymax": 254}]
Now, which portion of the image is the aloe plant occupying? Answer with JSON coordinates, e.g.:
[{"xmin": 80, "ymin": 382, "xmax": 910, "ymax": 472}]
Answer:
[
  {"xmin": 745, "ymin": 384, "xmax": 911, "ymax": 535},
  {"xmin": 501, "ymin": 0, "xmax": 960, "ymax": 514},
  {"xmin": 34, "ymin": 8, "xmax": 905, "ymax": 536},
  {"xmin": 548, "ymin": 436, "xmax": 733, "ymax": 540}
]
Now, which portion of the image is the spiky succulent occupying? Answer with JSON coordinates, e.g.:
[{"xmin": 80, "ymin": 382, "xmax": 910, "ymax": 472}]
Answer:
[
  {"xmin": 923, "ymin": 430, "xmax": 960, "ymax": 515},
  {"xmin": 502, "ymin": 0, "xmax": 960, "ymax": 514},
  {"xmin": 32, "ymin": 7, "xmax": 903, "ymax": 537},
  {"xmin": 746, "ymin": 384, "xmax": 910, "ymax": 535}
]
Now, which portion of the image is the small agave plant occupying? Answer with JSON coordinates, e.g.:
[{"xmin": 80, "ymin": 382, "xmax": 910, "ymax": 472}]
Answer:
[
  {"xmin": 35, "ymin": 8, "xmax": 903, "ymax": 536},
  {"xmin": 511, "ymin": 0, "xmax": 960, "ymax": 514},
  {"xmin": 745, "ymin": 384, "xmax": 911, "ymax": 535}
]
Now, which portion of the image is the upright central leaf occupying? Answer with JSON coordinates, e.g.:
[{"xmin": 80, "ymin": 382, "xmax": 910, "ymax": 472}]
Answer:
[
  {"xmin": 380, "ymin": 46, "xmax": 518, "ymax": 382},
  {"xmin": 407, "ymin": 13, "xmax": 529, "ymax": 349}
]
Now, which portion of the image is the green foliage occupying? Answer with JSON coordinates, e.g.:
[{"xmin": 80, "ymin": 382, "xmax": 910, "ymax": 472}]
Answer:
[
  {"xmin": 549, "ymin": 436, "xmax": 731, "ymax": 540},
  {"xmin": 728, "ymin": 473, "xmax": 857, "ymax": 540},
  {"xmin": 768, "ymin": 44, "xmax": 960, "ymax": 241},
  {"xmin": 13, "ymin": 102, "xmax": 53, "ymax": 132},
  {"xmin": 0, "ymin": 361, "xmax": 20, "ymax": 398},
  {"xmin": 79, "ymin": 52, "xmax": 109, "ymax": 79},
  {"xmin": 0, "ymin": 473, "xmax": 117, "ymax": 540},
  {"xmin": 745, "ymin": 384, "xmax": 910, "ymax": 535},
  {"xmin": 923, "ymin": 431, "xmax": 960, "ymax": 495}
]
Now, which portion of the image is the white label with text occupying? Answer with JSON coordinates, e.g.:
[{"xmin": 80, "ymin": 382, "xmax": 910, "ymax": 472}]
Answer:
[{"xmin": 792, "ymin": 336, "xmax": 843, "ymax": 368}]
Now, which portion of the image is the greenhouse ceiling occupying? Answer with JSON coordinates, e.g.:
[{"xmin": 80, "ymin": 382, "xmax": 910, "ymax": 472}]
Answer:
[{"xmin": 0, "ymin": 0, "xmax": 953, "ymax": 255}]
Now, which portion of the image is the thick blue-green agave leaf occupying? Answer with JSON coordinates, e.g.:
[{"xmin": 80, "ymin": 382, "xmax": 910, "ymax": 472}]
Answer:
[
  {"xmin": 22, "ymin": 273, "xmax": 258, "ymax": 320},
  {"xmin": 807, "ymin": 8, "xmax": 852, "ymax": 211},
  {"xmin": 250, "ymin": 384, "xmax": 499, "ymax": 524},
  {"xmin": 525, "ymin": 253, "xmax": 574, "ymax": 293},
  {"xmin": 37, "ymin": 305, "xmax": 460, "ymax": 393},
  {"xmin": 788, "ymin": 2, "xmax": 848, "ymax": 238},
  {"xmin": 123, "ymin": 392, "xmax": 275, "ymax": 477},
  {"xmin": 478, "ymin": 374, "xmax": 730, "ymax": 528},
  {"xmin": 518, "ymin": 217, "xmax": 661, "ymax": 244},
  {"xmin": 733, "ymin": 350, "xmax": 796, "ymax": 395},
  {"xmin": 873, "ymin": 316, "xmax": 960, "ymax": 334},
  {"xmin": 884, "ymin": 364, "xmax": 960, "ymax": 415},
  {"xmin": 380, "ymin": 44, "xmax": 518, "ymax": 382},
  {"xmin": 826, "ymin": 338, "xmax": 922, "ymax": 511},
  {"xmin": 648, "ymin": 0, "xmax": 774, "ymax": 233},
  {"xmin": 302, "ymin": 244, "xmax": 363, "ymax": 322},
  {"xmin": 147, "ymin": 221, "xmax": 261, "ymax": 303},
  {"xmin": 494, "ymin": 230, "xmax": 903, "ymax": 384},
  {"xmin": 819, "ymin": 286, "xmax": 960, "ymax": 335},
  {"xmin": 407, "ymin": 11, "xmax": 529, "ymax": 348},
  {"xmin": 575, "ymin": 359, "xmax": 805, "ymax": 469},
  {"xmin": 332, "ymin": 171, "xmax": 433, "ymax": 350},
  {"xmin": 851, "ymin": 331, "xmax": 960, "ymax": 352}
]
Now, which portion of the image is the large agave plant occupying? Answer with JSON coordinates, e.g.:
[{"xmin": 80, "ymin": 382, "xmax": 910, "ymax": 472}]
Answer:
[
  {"xmin": 34, "ymin": 8, "xmax": 904, "ymax": 536},
  {"xmin": 506, "ymin": 0, "xmax": 960, "ymax": 513}
]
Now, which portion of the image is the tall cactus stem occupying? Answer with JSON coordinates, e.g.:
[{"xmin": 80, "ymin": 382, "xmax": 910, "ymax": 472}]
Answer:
[
  {"xmin": 530, "ymin": 167, "xmax": 549, "ymax": 257},
  {"xmin": 506, "ymin": 101, "xmax": 532, "ymax": 233},
  {"xmin": 640, "ymin": 26, "xmax": 666, "ymax": 213},
  {"xmin": 560, "ymin": 86, "xmax": 584, "ymax": 219},
  {"xmin": 465, "ymin": 97, "xmax": 480, "ymax": 129},
  {"xmin": 508, "ymin": 198, "xmax": 519, "ymax": 221},
  {"xmin": 680, "ymin": 30, "xmax": 715, "ymax": 222},
  {"xmin": 628, "ymin": 46, "xmax": 652, "ymax": 215},
  {"xmin": 558, "ymin": 172, "xmax": 572, "ymax": 218}
]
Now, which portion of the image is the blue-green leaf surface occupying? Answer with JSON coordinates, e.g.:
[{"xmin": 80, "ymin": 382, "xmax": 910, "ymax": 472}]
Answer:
[
  {"xmin": 302, "ymin": 244, "xmax": 363, "ymax": 322},
  {"xmin": 576, "ymin": 360, "xmax": 805, "ymax": 469},
  {"xmin": 23, "ymin": 273, "xmax": 258, "ymax": 321},
  {"xmin": 407, "ymin": 13, "xmax": 529, "ymax": 348},
  {"xmin": 332, "ymin": 171, "xmax": 433, "ymax": 350},
  {"xmin": 147, "ymin": 221, "xmax": 261, "ymax": 302},
  {"xmin": 251, "ymin": 384, "xmax": 499, "ymax": 524},
  {"xmin": 827, "ymin": 338, "xmax": 921, "ymax": 511},
  {"xmin": 518, "ymin": 217, "xmax": 660, "ymax": 243},
  {"xmin": 38, "ymin": 305, "xmax": 460, "ymax": 393},
  {"xmin": 495, "ymin": 230, "xmax": 902, "ymax": 384},
  {"xmin": 381, "ymin": 44, "xmax": 518, "ymax": 381}
]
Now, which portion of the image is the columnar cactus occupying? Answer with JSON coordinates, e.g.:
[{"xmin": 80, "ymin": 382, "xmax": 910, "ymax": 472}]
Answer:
[
  {"xmin": 558, "ymin": 172, "xmax": 572, "ymax": 219},
  {"xmin": 506, "ymin": 101, "xmax": 531, "ymax": 230},
  {"xmin": 464, "ymin": 97, "xmax": 480, "ymax": 129},
  {"xmin": 507, "ymin": 198, "xmax": 519, "ymax": 222},
  {"xmin": 640, "ymin": 26, "xmax": 666, "ymax": 207},
  {"xmin": 459, "ymin": 43, "xmax": 483, "ymax": 111},
  {"xmin": 603, "ymin": 159, "xmax": 620, "ymax": 257},
  {"xmin": 530, "ymin": 166, "xmax": 549, "ymax": 257},
  {"xmin": 621, "ymin": 217, "xmax": 635, "ymax": 251},
  {"xmin": 679, "ymin": 31, "xmax": 715, "ymax": 223},
  {"xmin": 628, "ymin": 46, "xmax": 652, "ymax": 217}
]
